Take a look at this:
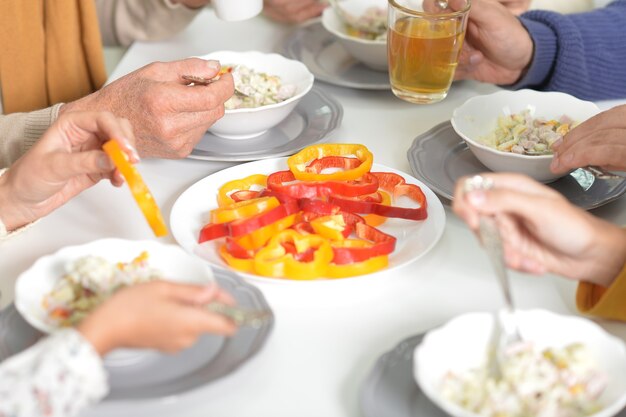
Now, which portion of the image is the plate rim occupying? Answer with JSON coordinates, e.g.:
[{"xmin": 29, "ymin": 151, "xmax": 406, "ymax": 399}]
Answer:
[
  {"xmin": 170, "ymin": 157, "xmax": 446, "ymax": 284},
  {"xmin": 407, "ymin": 121, "xmax": 626, "ymax": 211},
  {"xmin": 280, "ymin": 19, "xmax": 391, "ymax": 91},
  {"xmin": 188, "ymin": 86, "xmax": 343, "ymax": 162}
]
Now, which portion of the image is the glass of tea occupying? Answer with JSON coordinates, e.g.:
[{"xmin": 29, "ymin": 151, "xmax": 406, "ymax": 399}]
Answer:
[{"xmin": 388, "ymin": 0, "xmax": 471, "ymax": 104}]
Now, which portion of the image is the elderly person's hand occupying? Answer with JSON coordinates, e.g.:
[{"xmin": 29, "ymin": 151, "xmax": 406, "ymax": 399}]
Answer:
[
  {"xmin": 62, "ymin": 58, "xmax": 234, "ymax": 159},
  {"xmin": 78, "ymin": 281, "xmax": 237, "ymax": 355},
  {"xmin": 263, "ymin": 0, "xmax": 326, "ymax": 23},
  {"xmin": 453, "ymin": 173, "xmax": 626, "ymax": 287},
  {"xmin": 550, "ymin": 105, "xmax": 626, "ymax": 174},
  {"xmin": 446, "ymin": 0, "xmax": 533, "ymax": 85},
  {"xmin": 0, "ymin": 111, "xmax": 138, "ymax": 232}
]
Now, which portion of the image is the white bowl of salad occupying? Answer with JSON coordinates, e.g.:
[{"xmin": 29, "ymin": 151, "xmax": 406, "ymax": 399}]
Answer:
[
  {"xmin": 451, "ymin": 90, "xmax": 601, "ymax": 183},
  {"xmin": 415, "ymin": 310, "xmax": 626, "ymax": 417},
  {"xmin": 321, "ymin": 0, "xmax": 388, "ymax": 71},
  {"xmin": 14, "ymin": 239, "xmax": 215, "ymax": 365},
  {"xmin": 200, "ymin": 51, "xmax": 314, "ymax": 140}
]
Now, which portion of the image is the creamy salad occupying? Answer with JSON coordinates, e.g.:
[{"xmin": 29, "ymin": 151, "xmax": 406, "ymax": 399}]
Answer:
[
  {"xmin": 440, "ymin": 342, "xmax": 607, "ymax": 417},
  {"xmin": 43, "ymin": 252, "xmax": 162, "ymax": 327},
  {"xmin": 346, "ymin": 7, "xmax": 387, "ymax": 40},
  {"xmin": 480, "ymin": 109, "xmax": 577, "ymax": 155},
  {"xmin": 225, "ymin": 65, "xmax": 297, "ymax": 110}
]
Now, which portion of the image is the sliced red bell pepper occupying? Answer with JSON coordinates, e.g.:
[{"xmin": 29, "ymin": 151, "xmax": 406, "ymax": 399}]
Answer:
[
  {"xmin": 236, "ymin": 213, "xmax": 298, "ymax": 250},
  {"xmin": 229, "ymin": 199, "xmax": 299, "ymax": 238},
  {"xmin": 331, "ymin": 223, "xmax": 396, "ymax": 264},
  {"xmin": 199, "ymin": 222, "xmax": 230, "ymax": 243}
]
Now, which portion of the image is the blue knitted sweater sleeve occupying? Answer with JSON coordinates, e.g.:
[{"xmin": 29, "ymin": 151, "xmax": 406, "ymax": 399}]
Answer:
[{"xmin": 513, "ymin": 0, "xmax": 626, "ymax": 101}]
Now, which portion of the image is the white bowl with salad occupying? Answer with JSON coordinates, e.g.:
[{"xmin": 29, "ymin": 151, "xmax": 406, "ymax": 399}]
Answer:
[
  {"xmin": 415, "ymin": 310, "xmax": 626, "ymax": 417},
  {"xmin": 451, "ymin": 90, "xmax": 601, "ymax": 182},
  {"xmin": 200, "ymin": 51, "xmax": 314, "ymax": 139},
  {"xmin": 14, "ymin": 239, "xmax": 214, "ymax": 365},
  {"xmin": 321, "ymin": 0, "xmax": 388, "ymax": 71}
]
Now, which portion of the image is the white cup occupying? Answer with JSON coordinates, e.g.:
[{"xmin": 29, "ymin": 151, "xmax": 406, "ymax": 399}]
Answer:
[{"xmin": 213, "ymin": 0, "xmax": 263, "ymax": 21}]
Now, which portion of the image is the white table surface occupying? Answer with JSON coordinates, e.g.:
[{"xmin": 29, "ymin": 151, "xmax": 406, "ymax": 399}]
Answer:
[{"xmin": 2, "ymin": 9, "xmax": 626, "ymax": 417}]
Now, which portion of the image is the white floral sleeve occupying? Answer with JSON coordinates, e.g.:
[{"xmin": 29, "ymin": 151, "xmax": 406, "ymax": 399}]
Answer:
[{"xmin": 0, "ymin": 329, "xmax": 109, "ymax": 417}]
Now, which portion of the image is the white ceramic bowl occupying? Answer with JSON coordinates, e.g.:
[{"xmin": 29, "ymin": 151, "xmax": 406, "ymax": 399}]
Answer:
[
  {"xmin": 321, "ymin": 0, "xmax": 388, "ymax": 72},
  {"xmin": 15, "ymin": 239, "xmax": 214, "ymax": 366},
  {"xmin": 415, "ymin": 310, "xmax": 626, "ymax": 417},
  {"xmin": 201, "ymin": 51, "xmax": 314, "ymax": 139},
  {"xmin": 451, "ymin": 90, "xmax": 601, "ymax": 183}
]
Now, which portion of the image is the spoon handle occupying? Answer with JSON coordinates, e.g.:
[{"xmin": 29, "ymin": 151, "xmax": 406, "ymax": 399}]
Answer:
[{"xmin": 479, "ymin": 217, "xmax": 515, "ymax": 313}]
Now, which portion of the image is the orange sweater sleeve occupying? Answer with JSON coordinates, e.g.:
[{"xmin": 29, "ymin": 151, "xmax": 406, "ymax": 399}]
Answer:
[{"xmin": 576, "ymin": 262, "xmax": 626, "ymax": 321}]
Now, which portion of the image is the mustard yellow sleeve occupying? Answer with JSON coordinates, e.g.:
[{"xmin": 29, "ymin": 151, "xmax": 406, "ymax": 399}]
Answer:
[{"xmin": 577, "ymin": 262, "xmax": 626, "ymax": 321}]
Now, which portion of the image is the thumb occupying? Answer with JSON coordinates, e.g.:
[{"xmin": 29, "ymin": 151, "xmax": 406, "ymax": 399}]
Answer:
[
  {"xmin": 49, "ymin": 150, "xmax": 114, "ymax": 182},
  {"xmin": 150, "ymin": 58, "xmax": 223, "ymax": 84}
]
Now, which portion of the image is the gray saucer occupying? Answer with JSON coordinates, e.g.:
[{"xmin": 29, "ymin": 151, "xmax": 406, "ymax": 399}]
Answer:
[
  {"xmin": 190, "ymin": 87, "xmax": 342, "ymax": 161},
  {"xmin": 407, "ymin": 121, "xmax": 626, "ymax": 210},
  {"xmin": 361, "ymin": 334, "xmax": 448, "ymax": 417},
  {"xmin": 281, "ymin": 20, "xmax": 390, "ymax": 90},
  {"xmin": 0, "ymin": 268, "xmax": 273, "ymax": 411}
]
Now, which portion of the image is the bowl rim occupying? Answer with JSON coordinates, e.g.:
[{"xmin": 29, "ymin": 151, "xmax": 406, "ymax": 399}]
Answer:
[
  {"xmin": 196, "ymin": 50, "xmax": 315, "ymax": 114},
  {"xmin": 321, "ymin": 7, "xmax": 386, "ymax": 45},
  {"xmin": 415, "ymin": 309, "xmax": 626, "ymax": 417},
  {"xmin": 450, "ymin": 89, "xmax": 601, "ymax": 161},
  {"xmin": 388, "ymin": 0, "xmax": 471, "ymax": 17},
  {"xmin": 14, "ymin": 238, "xmax": 213, "ymax": 334}
]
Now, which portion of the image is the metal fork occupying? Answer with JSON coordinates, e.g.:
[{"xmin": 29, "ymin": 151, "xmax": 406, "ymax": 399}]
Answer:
[
  {"xmin": 181, "ymin": 74, "xmax": 249, "ymax": 98},
  {"xmin": 479, "ymin": 216, "xmax": 522, "ymax": 379},
  {"xmin": 206, "ymin": 302, "xmax": 272, "ymax": 329}
]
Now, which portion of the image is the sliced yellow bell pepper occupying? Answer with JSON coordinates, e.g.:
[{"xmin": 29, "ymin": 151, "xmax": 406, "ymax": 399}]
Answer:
[
  {"xmin": 103, "ymin": 140, "xmax": 167, "ymax": 237},
  {"xmin": 210, "ymin": 196, "xmax": 280, "ymax": 224},
  {"xmin": 217, "ymin": 174, "xmax": 268, "ymax": 208},
  {"xmin": 235, "ymin": 214, "xmax": 297, "ymax": 251},
  {"xmin": 254, "ymin": 230, "xmax": 333, "ymax": 280},
  {"xmin": 287, "ymin": 144, "xmax": 374, "ymax": 181},
  {"xmin": 327, "ymin": 255, "xmax": 388, "ymax": 278},
  {"xmin": 310, "ymin": 214, "xmax": 348, "ymax": 241},
  {"xmin": 219, "ymin": 245, "xmax": 254, "ymax": 273}
]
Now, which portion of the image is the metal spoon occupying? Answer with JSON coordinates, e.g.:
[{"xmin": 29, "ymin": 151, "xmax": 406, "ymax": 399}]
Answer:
[
  {"xmin": 206, "ymin": 302, "xmax": 272, "ymax": 329},
  {"xmin": 327, "ymin": 0, "xmax": 386, "ymax": 38}
]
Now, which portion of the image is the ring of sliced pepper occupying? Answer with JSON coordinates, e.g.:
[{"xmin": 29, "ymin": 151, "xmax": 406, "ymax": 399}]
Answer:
[{"xmin": 287, "ymin": 144, "xmax": 374, "ymax": 182}]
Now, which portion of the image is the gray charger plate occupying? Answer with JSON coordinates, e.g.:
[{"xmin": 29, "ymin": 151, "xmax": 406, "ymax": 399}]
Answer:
[
  {"xmin": 0, "ymin": 268, "xmax": 273, "ymax": 414},
  {"xmin": 407, "ymin": 121, "xmax": 626, "ymax": 210},
  {"xmin": 281, "ymin": 20, "xmax": 390, "ymax": 90},
  {"xmin": 190, "ymin": 86, "xmax": 342, "ymax": 161},
  {"xmin": 360, "ymin": 334, "xmax": 626, "ymax": 417}
]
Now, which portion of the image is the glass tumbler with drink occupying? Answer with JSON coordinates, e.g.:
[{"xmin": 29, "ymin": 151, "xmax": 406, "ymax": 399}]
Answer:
[{"xmin": 388, "ymin": 0, "xmax": 470, "ymax": 104}]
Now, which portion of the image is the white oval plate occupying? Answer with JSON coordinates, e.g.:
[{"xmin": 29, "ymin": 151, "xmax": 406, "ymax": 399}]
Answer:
[
  {"xmin": 15, "ymin": 238, "xmax": 214, "ymax": 334},
  {"xmin": 170, "ymin": 158, "xmax": 446, "ymax": 284}
]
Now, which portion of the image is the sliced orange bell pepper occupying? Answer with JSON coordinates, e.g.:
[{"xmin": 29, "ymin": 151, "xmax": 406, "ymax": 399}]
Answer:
[
  {"xmin": 253, "ymin": 230, "xmax": 333, "ymax": 279},
  {"xmin": 103, "ymin": 140, "xmax": 167, "ymax": 237},
  {"xmin": 217, "ymin": 174, "xmax": 268, "ymax": 208},
  {"xmin": 235, "ymin": 213, "xmax": 297, "ymax": 250},
  {"xmin": 327, "ymin": 255, "xmax": 389, "ymax": 278},
  {"xmin": 310, "ymin": 214, "xmax": 349, "ymax": 241},
  {"xmin": 287, "ymin": 144, "xmax": 374, "ymax": 181},
  {"xmin": 363, "ymin": 190, "xmax": 391, "ymax": 227},
  {"xmin": 210, "ymin": 196, "xmax": 279, "ymax": 224}
]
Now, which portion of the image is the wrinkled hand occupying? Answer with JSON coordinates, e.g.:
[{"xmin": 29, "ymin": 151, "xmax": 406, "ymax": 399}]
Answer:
[
  {"xmin": 497, "ymin": 0, "xmax": 531, "ymax": 15},
  {"xmin": 78, "ymin": 281, "xmax": 238, "ymax": 355},
  {"xmin": 263, "ymin": 0, "xmax": 326, "ymax": 23},
  {"xmin": 453, "ymin": 173, "xmax": 626, "ymax": 287},
  {"xmin": 62, "ymin": 58, "xmax": 234, "ymax": 159},
  {"xmin": 448, "ymin": 0, "xmax": 533, "ymax": 85},
  {"xmin": 0, "ymin": 112, "xmax": 138, "ymax": 231},
  {"xmin": 551, "ymin": 105, "xmax": 626, "ymax": 174}
]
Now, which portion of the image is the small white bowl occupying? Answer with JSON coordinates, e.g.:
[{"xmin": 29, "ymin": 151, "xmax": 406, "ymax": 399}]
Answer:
[
  {"xmin": 451, "ymin": 90, "xmax": 601, "ymax": 183},
  {"xmin": 15, "ymin": 239, "xmax": 214, "ymax": 366},
  {"xmin": 415, "ymin": 310, "xmax": 626, "ymax": 417},
  {"xmin": 321, "ymin": 0, "xmax": 388, "ymax": 72},
  {"xmin": 201, "ymin": 51, "xmax": 314, "ymax": 140}
]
